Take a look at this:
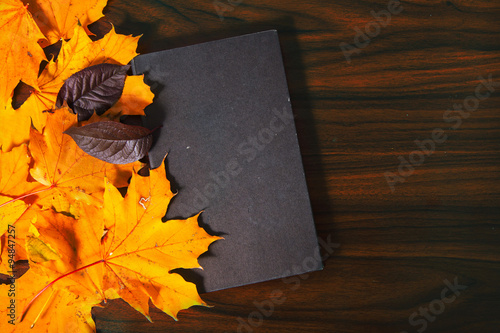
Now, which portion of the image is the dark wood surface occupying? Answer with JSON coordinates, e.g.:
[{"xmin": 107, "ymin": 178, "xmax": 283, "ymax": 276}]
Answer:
[{"xmin": 90, "ymin": 1, "xmax": 500, "ymax": 332}]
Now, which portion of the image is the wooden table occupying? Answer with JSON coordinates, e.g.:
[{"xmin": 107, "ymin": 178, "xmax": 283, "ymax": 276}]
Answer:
[{"xmin": 90, "ymin": 1, "xmax": 500, "ymax": 332}]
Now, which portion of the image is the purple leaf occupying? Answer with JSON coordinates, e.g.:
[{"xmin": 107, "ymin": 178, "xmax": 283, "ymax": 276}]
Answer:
[
  {"xmin": 64, "ymin": 121, "xmax": 153, "ymax": 164},
  {"xmin": 56, "ymin": 63, "xmax": 130, "ymax": 121}
]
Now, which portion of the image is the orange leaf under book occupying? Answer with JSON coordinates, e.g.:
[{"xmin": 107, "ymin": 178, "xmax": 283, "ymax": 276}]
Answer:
[
  {"xmin": 0, "ymin": 0, "xmax": 46, "ymax": 107},
  {"xmin": 104, "ymin": 75, "xmax": 154, "ymax": 119},
  {"xmin": 0, "ymin": 164, "xmax": 221, "ymax": 331}
]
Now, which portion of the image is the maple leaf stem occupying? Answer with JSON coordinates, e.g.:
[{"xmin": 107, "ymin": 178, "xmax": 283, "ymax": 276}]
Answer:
[
  {"xmin": 0, "ymin": 185, "xmax": 55, "ymax": 209},
  {"xmin": 19, "ymin": 258, "xmax": 106, "ymax": 323}
]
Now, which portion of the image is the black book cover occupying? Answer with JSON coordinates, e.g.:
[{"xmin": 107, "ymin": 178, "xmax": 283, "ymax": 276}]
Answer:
[{"xmin": 131, "ymin": 30, "xmax": 322, "ymax": 292}]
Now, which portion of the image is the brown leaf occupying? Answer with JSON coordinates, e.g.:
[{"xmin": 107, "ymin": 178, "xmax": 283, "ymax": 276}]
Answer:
[
  {"xmin": 64, "ymin": 121, "xmax": 153, "ymax": 164},
  {"xmin": 18, "ymin": 25, "xmax": 140, "ymax": 131},
  {"xmin": 56, "ymin": 63, "xmax": 130, "ymax": 121}
]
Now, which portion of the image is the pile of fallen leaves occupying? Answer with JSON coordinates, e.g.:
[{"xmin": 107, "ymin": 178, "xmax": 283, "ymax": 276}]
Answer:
[{"xmin": 0, "ymin": 1, "xmax": 220, "ymax": 331}]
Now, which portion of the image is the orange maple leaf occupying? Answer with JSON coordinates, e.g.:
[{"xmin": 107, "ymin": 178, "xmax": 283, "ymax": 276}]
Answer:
[
  {"xmin": 17, "ymin": 164, "xmax": 220, "ymax": 330},
  {"xmin": 0, "ymin": 263, "xmax": 101, "ymax": 332},
  {"xmin": 0, "ymin": 0, "xmax": 46, "ymax": 106},
  {"xmin": 0, "ymin": 108, "xmax": 140, "ymax": 239},
  {"xmin": 0, "ymin": 144, "xmax": 34, "ymax": 197},
  {"xmin": 24, "ymin": 0, "xmax": 107, "ymax": 48},
  {"xmin": 0, "ymin": 145, "xmax": 37, "ymax": 272},
  {"xmin": 28, "ymin": 107, "xmax": 141, "ymax": 207},
  {"xmin": 0, "ymin": 145, "xmax": 39, "ymax": 237},
  {"xmin": 19, "ymin": 25, "xmax": 140, "ymax": 131}
]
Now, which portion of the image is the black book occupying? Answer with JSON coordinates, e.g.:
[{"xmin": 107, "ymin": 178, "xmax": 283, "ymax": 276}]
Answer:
[{"xmin": 131, "ymin": 30, "xmax": 322, "ymax": 293}]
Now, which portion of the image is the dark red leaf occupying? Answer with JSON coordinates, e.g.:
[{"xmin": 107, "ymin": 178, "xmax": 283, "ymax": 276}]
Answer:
[
  {"xmin": 64, "ymin": 121, "xmax": 153, "ymax": 164},
  {"xmin": 56, "ymin": 63, "xmax": 130, "ymax": 121}
]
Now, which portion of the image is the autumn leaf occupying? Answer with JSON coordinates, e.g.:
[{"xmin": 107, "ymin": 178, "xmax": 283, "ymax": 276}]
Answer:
[
  {"xmin": 21, "ymin": 163, "xmax": 221, "ymax": 327},
  {"xmin": 0, "ymin": 144, "xmax": 34, "ymax": 197},
  {"xmin": 0, "ymin": 101, "xmax": 32, "ymax": 151},
  {"xmin": 25, "ymin": 0, "xmax": 107, "ymax": 48},
  {"xmin": 0, "ymin": 205, "xmax": 37, "ymax": 275},
  {"xmin": 28, "ymin": 107, "xmax": 141, "ymax": 208},
  {"xmin": 0, "ymin": 264, "xmax": 101, "ymax": 332},
  {"xmin": 57, "ymin": 63, "xmax": 130, "ymax": 121},
  {"xmin": 0, "ymin": 0, "xmax": 46, "ymax": 106},
  {"xmin": 19, "ymin": 25, "xmax": 140, "ymax": 130},
  {"xmin": 0, "ymin": 108, "xmax": 139, "ymax": 241},
  {"xmin": 0, "ymin": 144, "xmax": 38, "ymax": 272},
  {"xmin": 0, "ymin": 1, "xmax": 221, "ymax": 330},
  {"xmin": 64, "ymin": 121, "xmax": 153, "ymax": 164},
  {"xmin": 105, "ymin": 75, "xmax": 154, "ymax": 119},
  {"xmin": 0, "ymin": 145, "xmax": 39, "ymax": 237}
]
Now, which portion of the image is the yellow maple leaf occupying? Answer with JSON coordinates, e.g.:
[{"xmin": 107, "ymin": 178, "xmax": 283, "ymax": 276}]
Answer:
[
  {"xmin": 25, "ymin": 0, "xmax": 107, "ymax": 48},
  {"xmin": 0, "ymin": 101, "xmax": 32, "ymax": 152},
  {"xmin": 20, "ymin": 164, "xmax": 221, "ymax": 330},
  {"xmin": 104, "ymin": 75, "xmax": 154, "ymax": 119},
  {"xmin": 0, "ymin": 0, "xmax": 46, "ymax": 106},
  {"xmin": 19, "ymin": 24, "xmax": 140, "ymax": 131}
]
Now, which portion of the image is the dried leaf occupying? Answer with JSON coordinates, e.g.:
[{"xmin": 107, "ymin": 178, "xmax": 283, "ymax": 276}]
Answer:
[
  {"xmin": 28, "ymin": 108, "xmax": 141, "ymax": 207},
  {"xmin": 0, "ymin": 0, "xmax": 46, "ymax": 106},
  {"xmin": 0, "ymin": 144, "xmax": 37, "ymax": 272},
  {"xmin": 0, "ymin": 100, "xmax": 32, "ymax": 151},
  {"xmin": 16, "ymin": 164, "xmax": 220, "ymax": 327},
  {"xmin": 26, "ymin": 224, "xmax": 61, "ymax": 263},
  {"xmin": 18, "ymin": 25, "xmax": 140, "ymax": 131},
  {"xmin": 25, "ymin": 0, "xmax": 107, "ymax": 48},
  {"xmin": 0, "ymin": 145, "xmax": 39, "ymax": 237},
  {"xmin": 0, "ymin": 264, "xmax": 100, "ymax": 332},
  {"xmin": 0, "ymin": 144, "xmax": 34, "ymax": 197},
  {"xmin": 104, "ymin": 75, "xmax": 154, "ymax": 119},
  {"xmin": 64, "ymin": 121, "xmax": 153, "ymax": 164},
  {"xmin": 0, "ymin": 108, "xmax": 139, "ymax": 244},
  {"xmin": 56, "ymin": 63, "xmax": 130, "ymax": 121}
]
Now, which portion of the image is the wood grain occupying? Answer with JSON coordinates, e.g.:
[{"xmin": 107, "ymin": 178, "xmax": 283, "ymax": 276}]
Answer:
[{"xmin": 90, "ymin": 0, "xmax": 500, "ymax": 332}]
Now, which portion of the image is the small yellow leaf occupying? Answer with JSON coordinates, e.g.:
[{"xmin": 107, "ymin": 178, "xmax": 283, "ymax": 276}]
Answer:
[{"xmin": 27, "ymin": 224, "xmax": 61, "ymax": 263}]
